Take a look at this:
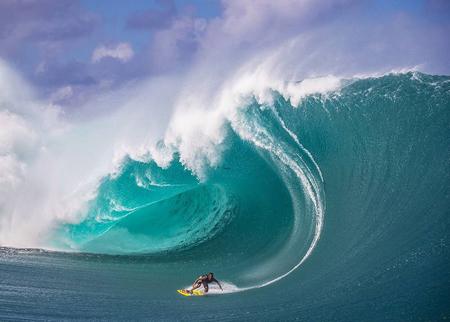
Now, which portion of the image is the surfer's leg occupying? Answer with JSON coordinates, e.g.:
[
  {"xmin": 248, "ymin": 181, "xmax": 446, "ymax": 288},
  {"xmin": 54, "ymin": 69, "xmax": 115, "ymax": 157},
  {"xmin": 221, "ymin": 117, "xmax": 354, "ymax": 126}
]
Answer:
[{"xmin": 190, "ymin": 282, "xmax": 201, "ymax": 294}]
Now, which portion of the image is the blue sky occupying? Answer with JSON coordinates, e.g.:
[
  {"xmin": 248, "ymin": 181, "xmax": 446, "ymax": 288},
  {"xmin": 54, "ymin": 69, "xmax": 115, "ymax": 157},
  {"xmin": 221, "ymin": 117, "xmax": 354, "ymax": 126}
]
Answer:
[
  {"xmin": 79, "ymin": 0, "xmax": 220, "ymax": 52},
  {"xmin": 0, "ymin": 0, "xmax": 448, "ymax": 106}
]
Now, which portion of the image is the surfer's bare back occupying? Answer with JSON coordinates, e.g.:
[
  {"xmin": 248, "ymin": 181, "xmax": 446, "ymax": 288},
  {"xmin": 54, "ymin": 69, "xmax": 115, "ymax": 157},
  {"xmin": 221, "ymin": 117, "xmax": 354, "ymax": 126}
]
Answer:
[{"xmin": 189, "ymin": 272, "xmax": 223, "ymax": 294}]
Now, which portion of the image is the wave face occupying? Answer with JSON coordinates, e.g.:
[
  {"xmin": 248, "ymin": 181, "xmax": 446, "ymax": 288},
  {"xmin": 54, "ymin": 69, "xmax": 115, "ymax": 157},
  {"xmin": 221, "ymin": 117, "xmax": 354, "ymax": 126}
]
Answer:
[{"xmin": 52, "ymin": 72, "xmax": 449, "ymax": 291}]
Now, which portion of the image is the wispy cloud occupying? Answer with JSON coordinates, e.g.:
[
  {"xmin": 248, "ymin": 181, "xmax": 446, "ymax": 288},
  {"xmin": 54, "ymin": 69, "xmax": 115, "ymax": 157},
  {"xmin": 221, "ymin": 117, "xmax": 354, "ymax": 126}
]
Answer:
[{"xmin": 91, "ymin": 43, "xmax": 135, "ymax": 63}]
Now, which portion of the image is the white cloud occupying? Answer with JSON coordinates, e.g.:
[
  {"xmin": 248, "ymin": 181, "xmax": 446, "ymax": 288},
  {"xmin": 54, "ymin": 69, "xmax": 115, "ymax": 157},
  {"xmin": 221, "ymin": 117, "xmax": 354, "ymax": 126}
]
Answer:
[
  {"xmin": 91, "ymin": 42, "xmax": 134, "ymax": 63},
  {"xmin": 50, "ymin": 85, "xmax": 73, "ymax": 103}
]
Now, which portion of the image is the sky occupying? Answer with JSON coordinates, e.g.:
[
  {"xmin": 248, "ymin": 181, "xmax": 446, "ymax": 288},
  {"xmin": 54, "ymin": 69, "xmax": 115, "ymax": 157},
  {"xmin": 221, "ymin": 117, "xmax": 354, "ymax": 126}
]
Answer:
[{"xmin": 0, "ymin": 0, "xmax": 449, "ymax": 108}]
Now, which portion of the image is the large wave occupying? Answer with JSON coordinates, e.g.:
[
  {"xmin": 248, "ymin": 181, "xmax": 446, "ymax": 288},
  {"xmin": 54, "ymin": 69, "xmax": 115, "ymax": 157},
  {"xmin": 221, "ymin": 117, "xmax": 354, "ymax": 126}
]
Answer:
[
  {"xmin": 54, "ymin": 84, "xmax": 328, "ymax": 290},
  {"xmin": 1, "ymin": 66, "xmax": 449, "ymax": 292}
]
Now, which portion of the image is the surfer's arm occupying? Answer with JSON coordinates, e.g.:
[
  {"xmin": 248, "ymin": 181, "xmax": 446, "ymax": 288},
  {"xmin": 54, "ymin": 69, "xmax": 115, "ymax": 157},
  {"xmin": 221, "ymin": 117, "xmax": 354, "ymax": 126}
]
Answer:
[
  {"xmin": 212, "ymin": 278, "xmax": 223, "ymax": 290},
  {"xmin": 203, "ymin": 281, "xmax": 209, "ymax": 293}
]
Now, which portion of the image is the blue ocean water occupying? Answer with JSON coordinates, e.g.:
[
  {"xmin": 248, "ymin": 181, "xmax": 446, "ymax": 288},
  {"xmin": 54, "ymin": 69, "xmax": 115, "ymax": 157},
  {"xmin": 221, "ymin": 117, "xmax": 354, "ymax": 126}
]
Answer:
[{"xmin": 1, "ymin": 72, "xmax": 449, "ymax": 321}]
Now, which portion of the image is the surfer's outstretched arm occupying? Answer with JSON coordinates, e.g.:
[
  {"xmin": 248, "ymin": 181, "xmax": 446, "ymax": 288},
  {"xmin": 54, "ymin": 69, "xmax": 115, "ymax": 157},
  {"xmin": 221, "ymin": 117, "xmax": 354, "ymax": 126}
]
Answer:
[{"xmin": 212, "ymin": 278, "xmax": 223, "ymax": 290}]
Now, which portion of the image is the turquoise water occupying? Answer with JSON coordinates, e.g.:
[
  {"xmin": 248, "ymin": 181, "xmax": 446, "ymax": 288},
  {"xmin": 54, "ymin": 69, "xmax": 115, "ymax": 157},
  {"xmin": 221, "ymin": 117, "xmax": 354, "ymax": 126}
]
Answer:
[{"xmin": 1, "ymin": 72, "xmax": 449, "ymax": 320}]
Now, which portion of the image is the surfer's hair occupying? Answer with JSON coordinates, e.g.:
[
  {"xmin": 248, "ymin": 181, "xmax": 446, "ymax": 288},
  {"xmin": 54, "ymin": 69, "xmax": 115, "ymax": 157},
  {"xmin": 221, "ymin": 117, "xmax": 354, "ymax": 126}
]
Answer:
[{"xmin": 208, "ymin": 272, "xmax": 214, "ymax": 276}]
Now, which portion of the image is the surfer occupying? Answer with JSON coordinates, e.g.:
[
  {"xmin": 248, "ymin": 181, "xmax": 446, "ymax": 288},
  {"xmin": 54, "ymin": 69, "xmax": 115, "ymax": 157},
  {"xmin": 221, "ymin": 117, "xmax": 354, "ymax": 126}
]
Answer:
[{"xmin": 189, "ymin": 272, "xmax": 223, "ymax": 294}]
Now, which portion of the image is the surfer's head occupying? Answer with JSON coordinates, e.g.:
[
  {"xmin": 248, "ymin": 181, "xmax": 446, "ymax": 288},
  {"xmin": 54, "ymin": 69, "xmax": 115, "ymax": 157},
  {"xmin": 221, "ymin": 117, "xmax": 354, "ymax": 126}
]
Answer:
[{"xmin": 207, "ymin": 272, "xmax": 214, "ymax": 279}]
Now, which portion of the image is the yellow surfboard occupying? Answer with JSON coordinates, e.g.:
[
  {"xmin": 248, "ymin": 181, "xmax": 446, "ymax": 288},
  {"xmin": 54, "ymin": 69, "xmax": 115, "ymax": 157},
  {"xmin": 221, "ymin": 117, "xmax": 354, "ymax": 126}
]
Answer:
[{"xmin": 177, "ymin": 289, "xmax": 204, "ymax": 296}]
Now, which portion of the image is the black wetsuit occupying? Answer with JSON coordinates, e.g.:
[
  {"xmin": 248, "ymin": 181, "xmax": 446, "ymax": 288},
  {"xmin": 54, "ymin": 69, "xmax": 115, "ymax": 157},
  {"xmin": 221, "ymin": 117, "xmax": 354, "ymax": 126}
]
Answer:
[{"xmin": 193, "ymin": 275, "xmax": 221, "ymax": 292}]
